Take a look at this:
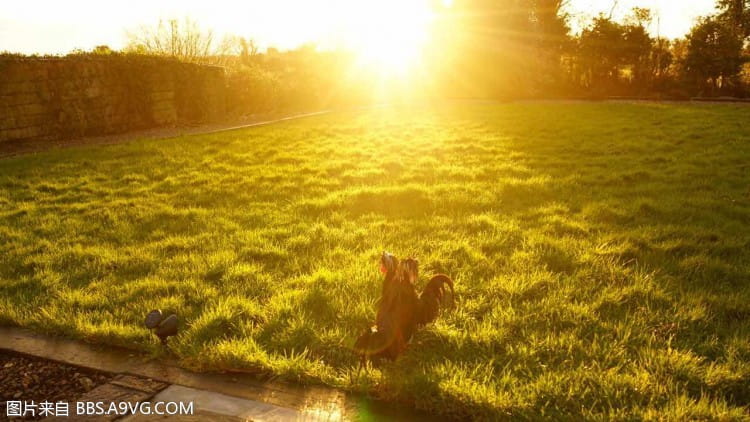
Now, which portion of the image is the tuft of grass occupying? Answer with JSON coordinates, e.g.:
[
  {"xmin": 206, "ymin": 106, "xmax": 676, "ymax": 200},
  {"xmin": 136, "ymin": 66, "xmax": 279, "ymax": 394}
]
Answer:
[{"xmin": 1, "ymin": 103, "xmax": 750, "ymax": 419}]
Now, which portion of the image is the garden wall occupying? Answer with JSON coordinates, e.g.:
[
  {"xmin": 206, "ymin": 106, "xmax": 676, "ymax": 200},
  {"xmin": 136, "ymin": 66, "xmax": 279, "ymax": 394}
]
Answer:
[{"xmin": 0, "ymin": 57, "xmax": 226, "ymax": 143}]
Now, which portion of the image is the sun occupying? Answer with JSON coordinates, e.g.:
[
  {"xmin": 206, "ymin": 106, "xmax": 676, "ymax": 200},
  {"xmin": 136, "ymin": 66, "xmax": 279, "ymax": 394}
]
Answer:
[{"xmin": 347, "ymin": 0, "xmax": 437, "ymax": 75}]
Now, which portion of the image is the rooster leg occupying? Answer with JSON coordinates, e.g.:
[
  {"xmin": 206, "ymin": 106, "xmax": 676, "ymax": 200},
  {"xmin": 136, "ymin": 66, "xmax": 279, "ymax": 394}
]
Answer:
[{"xmin": 357, "ymin": 355, "xmax": 365, "ymax": 376}]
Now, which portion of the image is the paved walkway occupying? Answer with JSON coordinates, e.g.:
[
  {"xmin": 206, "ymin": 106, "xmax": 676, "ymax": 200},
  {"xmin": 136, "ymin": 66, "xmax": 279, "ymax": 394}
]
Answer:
[
  {"xmin": 121, "ymin": 385, "xmax": 302, "ymax": 421},
  {"xmin": 1, "ymin": 327, "xmax": 437, "ymax": 421},
  {"xmin": 0, "ymin": 110, "xmax": 331, "ymax": 159}
]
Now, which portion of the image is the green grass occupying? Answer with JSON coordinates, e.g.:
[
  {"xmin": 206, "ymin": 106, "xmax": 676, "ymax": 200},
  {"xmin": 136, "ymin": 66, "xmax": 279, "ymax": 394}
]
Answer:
[{"xmin": 1, "ymin": 103, "xmax": 750, "ymax": 420}]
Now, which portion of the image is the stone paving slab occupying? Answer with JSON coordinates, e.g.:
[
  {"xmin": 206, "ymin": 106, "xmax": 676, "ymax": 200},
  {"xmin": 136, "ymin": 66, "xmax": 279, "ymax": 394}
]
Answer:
[
  {"xmin": 1, "ymin": 327, "xmax": 441, "ymax": 421},
  {"xmin": 110, "ymin": 375, "xmax": 168, "ymax": 394},
  {"xmin": 72, "ymin": 384, "xmax": 152, "ymax": 421},
  {"xmin": 119, "ymin": 410, "xmax": 242, "ymax": 421},
  {"xmin": 0, "ymin": 327, "xmax": 345, "ymax": 412},
  {"xmin": 121, "ymin": 385, "xmax": 303, "ymax": 422},
  {"xmin": 42, "ymin": 374, "xmax": 168, "ymax": 421}
]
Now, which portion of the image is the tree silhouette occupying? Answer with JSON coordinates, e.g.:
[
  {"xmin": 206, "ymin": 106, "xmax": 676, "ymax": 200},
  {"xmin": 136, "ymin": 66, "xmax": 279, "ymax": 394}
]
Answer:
[{"xmin": 684, "ymin": 17, "xmax": 744, "ymax": 95}]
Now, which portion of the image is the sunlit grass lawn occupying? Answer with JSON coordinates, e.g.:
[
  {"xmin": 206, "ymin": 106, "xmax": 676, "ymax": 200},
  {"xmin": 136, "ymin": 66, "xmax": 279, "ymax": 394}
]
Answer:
[{"xmin": 1, "ymin": 103, "xmax": 750, "ymax": 419}]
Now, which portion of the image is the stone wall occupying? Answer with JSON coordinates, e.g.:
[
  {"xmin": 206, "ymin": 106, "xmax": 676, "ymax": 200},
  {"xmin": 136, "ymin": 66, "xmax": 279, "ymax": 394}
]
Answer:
[{"xmin": 0, "ymin": 57, "xmax": 226, "ymax": 143}]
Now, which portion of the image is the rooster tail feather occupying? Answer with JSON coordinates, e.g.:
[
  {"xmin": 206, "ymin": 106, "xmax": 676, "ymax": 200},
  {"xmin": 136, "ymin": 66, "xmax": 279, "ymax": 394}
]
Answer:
[
  {"xmin": 424, "ymin": 274, "xmax": 454, "ymax": 304},
  {"xmin": 418, "ymin": 274, "xmax": 455, "ymax": 324}
]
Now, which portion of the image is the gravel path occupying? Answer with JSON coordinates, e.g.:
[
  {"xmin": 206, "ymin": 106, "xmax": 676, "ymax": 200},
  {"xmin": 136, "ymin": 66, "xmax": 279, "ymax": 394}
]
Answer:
[{"xmin": 0, "ymin": 351, "xmax": 112, "ymax": 421}]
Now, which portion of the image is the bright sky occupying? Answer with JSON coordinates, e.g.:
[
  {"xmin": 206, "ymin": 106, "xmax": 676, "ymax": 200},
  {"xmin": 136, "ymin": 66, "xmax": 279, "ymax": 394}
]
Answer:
[
  {"xmin": 567, "ymin": 0, "xmax": 717, "ymax": 38},
  {"xmin": 0, "ymin": 0, "xmax": 718, "ymax": 55}
]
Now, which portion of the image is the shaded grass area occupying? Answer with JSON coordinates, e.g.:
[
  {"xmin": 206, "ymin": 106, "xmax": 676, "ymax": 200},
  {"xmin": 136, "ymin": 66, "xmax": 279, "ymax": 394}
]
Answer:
[{"xmin": 1, "ymin": 103, "xmax": 749, "ymax": 419}]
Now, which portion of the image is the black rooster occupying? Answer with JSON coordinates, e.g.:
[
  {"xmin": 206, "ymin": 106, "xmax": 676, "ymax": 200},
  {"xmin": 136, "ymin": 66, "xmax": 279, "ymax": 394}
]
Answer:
[{"xmin": 355, "ymin": 252, "xmax": 454, "ymax": 364}]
